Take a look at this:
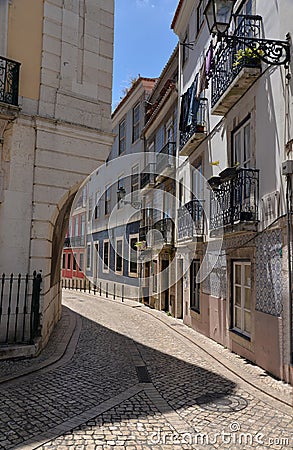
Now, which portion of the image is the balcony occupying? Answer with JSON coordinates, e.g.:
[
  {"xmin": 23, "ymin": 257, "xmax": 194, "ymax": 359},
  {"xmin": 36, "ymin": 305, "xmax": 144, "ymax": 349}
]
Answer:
[
  {"xmin": 211, "ymin": 16, "xmax": 262, "ymax": 115},
  {"xmin": 0, "ymin": 56, "xmax": 20, "ymax": 107},
  {"xmin": 153, "ymin": 218, "xmax": 174, "ymax": 246},
  {"xmin": 210, "ymin": 168, "xmax": 259, "ymax": 235},
  {"xmin": 69, "ymin": 235, "xmax": 85, "ymax": 248},
  {"xmin": 177, "ymin": 200, "xmax": 204, "ymax": 241},
  {"xmin": 140, "ymin": 163, "xmax": 156, "ymax": 190},
  {"xmin": 156, "ymin": 142, "xmax": 176, "ymax": 180},
  {"xmin": 179, "ymin": 98, "xmax": 208, "ymax": 156}
]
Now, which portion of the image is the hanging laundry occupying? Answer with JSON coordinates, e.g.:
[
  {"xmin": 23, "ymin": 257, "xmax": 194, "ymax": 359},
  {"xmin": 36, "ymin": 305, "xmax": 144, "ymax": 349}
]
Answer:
[
  {"xmin": 187, "ymin": 74, "xmax": 200, "ymax": 127},
  {"xmin": 196, "ymin": 59, "xmax": 208, "ymax": 99},
  {"xmin": 206, "ymin": 43, "xmax": 214, "ymax": 77}
]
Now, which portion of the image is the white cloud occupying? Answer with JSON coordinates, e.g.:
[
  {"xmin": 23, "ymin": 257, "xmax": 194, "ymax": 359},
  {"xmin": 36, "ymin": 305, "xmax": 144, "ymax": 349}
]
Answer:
[{"xmin": 136, "ymin": 0, "xmax": 155, "ymax": 7}]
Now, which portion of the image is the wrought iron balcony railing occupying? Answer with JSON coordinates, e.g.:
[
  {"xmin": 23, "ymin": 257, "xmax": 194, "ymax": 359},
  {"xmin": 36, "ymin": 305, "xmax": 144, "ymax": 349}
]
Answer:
[
  {"xmin": 211, "ymin": 15, "xmax": 263, "ymax": 109},
  {"xmin": 210, "ymin": 168, "xmax": 259, "ymax": 231},
  {"xmin": 69, "ymin": 235, "xmax": 85, "ymax": 247},
  {"xmin": 177, "ymin": 199, "xmax": 204, "ymax": 240},
  {"xmin": 140, "ymin": 163, "xmax": 156, "ymax": 189},
  {"xmin": 179, "ymin": 98, "xmax": 208, "ymax": 153},
  {"xmin": 156, "ymin": 142, "xmax": 176, "ymax": 175},
  {"xmin": 0, "ymin": 56, "xmax": 20, "ymax": 106},
  {"xmin": 153, "ymin": 217, "xmax": 174, "ymax": 246}
]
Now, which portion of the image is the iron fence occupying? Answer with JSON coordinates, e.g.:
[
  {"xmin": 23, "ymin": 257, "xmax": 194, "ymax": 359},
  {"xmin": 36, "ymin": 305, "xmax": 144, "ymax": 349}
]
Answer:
[
  {"xmin": 0, "ymin": 56, "xmax": 20, "ymax": 106},
  {"xmin": 211, "ymin": 15, "xmax": 262, "ymax": 108},
  {"xmin": 210, "ymin": 168, "xmax": 259, "ymax": 230},
  {"xmin": 177, "ymin": 199, "xmax": 204, "ymax": 240},
  {"xmin": 156, "ymin": 142, "xmax": 176, "ymax": 175},
  {"xmin": 0, "ymin": 271, "xmax": 42, "ymax": 345},
  {"xmin": 179, "ymin": 98, "xmax": 208, "ymax": 151}
]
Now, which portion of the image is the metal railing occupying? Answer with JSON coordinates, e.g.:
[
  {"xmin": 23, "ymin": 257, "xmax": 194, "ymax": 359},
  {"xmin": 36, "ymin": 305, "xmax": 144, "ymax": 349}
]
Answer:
[
  {"xmin": 153, "ymin": 217, "xmax": 174, "ymax": 246},
  {"xmin": 210, "ymin": 168, "xmax": 259, "ymax": 230},
  {"xmin": 156, "ymin": 142, "xmax": 176, "ymax": 175},
  {"xmin": 139, "ymin": 225, "xmax": 151, "ymax": 242},
  {"xmin": 0, "ymin": 271, "xmax": 42, "ymax": 345},
  {"xmin": 211, "ymin": 15, "xmax": 262, "ymax": 108},
  {"xmin": 140, "ymin": 163, "xmax": 156, "ymax": 189},
  {"xmin": 0, "ymin": 56, "xmax": 20, "ymax": 106},
  {"xmin": 179, "ymin": 98, "xmax": 208, "ymax": 150},
  {"xmin": 69, "ymin": 235, "xmax": 85, "ymax": 247},
  {"xmin": 177, "ymin": 199, "xmax": 204, "ymax": 240}
]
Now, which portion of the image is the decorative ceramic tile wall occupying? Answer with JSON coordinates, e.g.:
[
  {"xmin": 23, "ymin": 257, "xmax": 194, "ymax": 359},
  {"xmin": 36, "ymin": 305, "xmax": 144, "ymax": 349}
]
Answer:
[{"xmin": 255, "ymin": 230, "xmax": 283, "ymax": 316}]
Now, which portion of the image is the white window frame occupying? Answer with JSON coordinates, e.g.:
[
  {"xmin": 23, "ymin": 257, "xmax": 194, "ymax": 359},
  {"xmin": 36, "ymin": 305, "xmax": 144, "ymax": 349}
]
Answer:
[
  {"xmin": 232, "ymin": 261, "xmax": 252, "ymax": 337},
  {"xmin": 103, "ymin": 239, "xmax": 110, "ymax": 273},
  {"xmin": 132, "ymin": 103, "xmax": 140, "ymax": 142},
  {"xmin": 119, "ymin": 118, "xmax": 126, "ymax": 155},
  {"xmin": 115, "ymin": 237, "xmax": 123, "ymax": 274},
  {"xmin": 232, "ymin": 119, "xmax": 251, "ymax": 168},
  {"xmin": 129, "ymin": 233, "xmax": 139, "ymax": 277}
]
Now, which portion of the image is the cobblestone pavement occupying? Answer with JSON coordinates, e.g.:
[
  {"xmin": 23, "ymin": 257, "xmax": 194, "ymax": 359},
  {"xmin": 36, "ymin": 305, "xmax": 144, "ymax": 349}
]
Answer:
[{"xmin": 0, "ymin": 290, "xmax": 292, "ymax": 450}]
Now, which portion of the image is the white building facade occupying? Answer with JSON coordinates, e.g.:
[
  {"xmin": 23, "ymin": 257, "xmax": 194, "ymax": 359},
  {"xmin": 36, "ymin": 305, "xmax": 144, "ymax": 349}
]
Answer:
[{"xmin": 172, "ymin": 0, "xmax": 293, "ymax": 383}]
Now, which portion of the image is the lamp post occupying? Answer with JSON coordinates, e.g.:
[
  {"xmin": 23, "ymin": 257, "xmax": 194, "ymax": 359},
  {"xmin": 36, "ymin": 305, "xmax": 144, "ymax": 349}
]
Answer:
[{"xmin": 204, "ymin": 0, "xmax": 290, "ymax": 67}]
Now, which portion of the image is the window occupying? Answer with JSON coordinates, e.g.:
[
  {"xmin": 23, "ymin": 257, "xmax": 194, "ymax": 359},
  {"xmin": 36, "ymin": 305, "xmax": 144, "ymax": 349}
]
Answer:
[
  {"xmin": 115, "ymin": 239, "xmax": 123, "ymax": 273},
  {"xmin": 190, "ymin": 259, "xmax": 200, "ymax": 312},
  {"xmin": 81, "ymin": 215, "xmax": 85, "ymax": 240},
  {"xmin": 132, "ymin": 103, "xmax": 140, "ymax": 142},
  {"xmin": 232, "ymin": 118, "xmax": 251, "ymax": 168},
  {"xmin": 117, "ymin": 177, "xmax": 124, "ymax": 209},
  {"xmin": 94, "ymin": 192, "xmax": 100, "ymax": 219},
  {"xmin": 86, "ymin": 244, "xmax": 91, "ymax": 269},
  {"xmin": 62, "ymin": 253, "xmax": 66, "ymax": 269},
  {"xmin": 152, "ymin": 260, "xmax": 158, "ymax": 293},
  {"xmin": 131, "ymin": 165, "xmax": 139, "ymax": 204},
  {"xmin": 129, "ymin": 235, "xmax": 138, "ymax": 275},
  {"xmin": 105, "ymin": 185, "xmax": 111, "ymax": 215},
  {"xmin": 179, "ymin": 178, "xmax": 184, "ymax": 206},
  {"xmin": 103, "ymin": 240, "xmax": 109, "ymax": 271},
  {"xmin": 74, "ymin": 216, "xmax": 79, "ymax": 237},
  {"xmin": 79, "ymin": 253, "xmax": 84, "ymax": 271},
  {"xmin": 73, "ymin": 253, "xmax": 77, "ymax": 271},
  {"xmin": 88, "ymin": 197, "xmax": 93, "ymax": 222},
  {"xmin": 119, "ymin": 119, "xmax": 126, "ymax": 154},
  {"xmin": 68, "ymin": 253, "xmax": 71, "ymax": 270},
  {"xmin": 232, "ymin": 261, "xmax": 251, "ymax": 337},
  {"xmin": 192, "ymin": 162, "xmax": 203, "ymax": 200},
  {"xmin": 197, "ymin": 0, "xmax": 207, "ymax": 34}
]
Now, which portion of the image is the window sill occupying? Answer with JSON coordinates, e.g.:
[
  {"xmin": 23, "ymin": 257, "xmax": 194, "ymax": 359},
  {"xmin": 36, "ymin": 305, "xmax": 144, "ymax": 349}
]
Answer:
[
  {"xmin": 230, "ymin": 328, "xmax": 251, "ymax": 342},
  {"xmin": 190, "ymin": 307, "xmax": 200, "ymax": 314}
]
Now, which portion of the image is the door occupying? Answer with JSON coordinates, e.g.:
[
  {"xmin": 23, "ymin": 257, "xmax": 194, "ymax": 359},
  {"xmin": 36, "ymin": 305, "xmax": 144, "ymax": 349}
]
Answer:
[{"xmin": 161, "ymin": 259, "xmax": 169, "ymax": 312}]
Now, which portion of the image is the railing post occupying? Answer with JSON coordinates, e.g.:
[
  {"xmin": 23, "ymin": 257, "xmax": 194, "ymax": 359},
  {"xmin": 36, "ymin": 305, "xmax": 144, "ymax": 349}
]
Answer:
[{"xmin": 30, "ymin": 271, "xmax": 42, "ymax": 342}]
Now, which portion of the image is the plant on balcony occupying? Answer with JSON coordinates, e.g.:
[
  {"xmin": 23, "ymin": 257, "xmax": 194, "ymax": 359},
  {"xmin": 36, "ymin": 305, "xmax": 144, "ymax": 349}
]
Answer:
[
  {"xmin": 233, "ymin": 46, "xmax": 264, "ymax": 68},
  {"xmin": 207, "ymin": 175, "xmax": 222, "ymax": 190},
  {"xmin": 219, "ymin": 163, "xmax": 240, "ymax": 182},
  {"xmin": 134, "ymin": 240, "xmax": 147, "ymax": 251}
]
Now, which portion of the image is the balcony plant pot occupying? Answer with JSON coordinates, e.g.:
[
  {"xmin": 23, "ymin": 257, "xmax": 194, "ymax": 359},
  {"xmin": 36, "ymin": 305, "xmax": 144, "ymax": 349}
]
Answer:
[
  {"xmin": 219, "ymin": 166, "xmax": 239, "ymax": 182},
  {"xmin": 207, "ymin": 175, "xmax": 222, "ymax": 190},
  {"xmin": 233, "ymin": 47, "xmax": 263, "ymax": 69},
  {"xmin": 240, "ymin": 211, "xmax": 253, "ymax": 221},
  {"xmin": 196, "ymin": 124, "xmax": 205, "ymax": 133}
]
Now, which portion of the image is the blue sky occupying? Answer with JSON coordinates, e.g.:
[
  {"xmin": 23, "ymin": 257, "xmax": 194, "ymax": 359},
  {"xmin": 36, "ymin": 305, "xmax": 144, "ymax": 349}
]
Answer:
[{"xmin": 112, "ymin": 0, "xmax": 179, "ymax": 109}]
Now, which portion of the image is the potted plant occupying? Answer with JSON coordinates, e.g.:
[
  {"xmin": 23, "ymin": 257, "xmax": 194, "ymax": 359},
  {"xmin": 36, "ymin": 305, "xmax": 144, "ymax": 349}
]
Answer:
[
  {"xmin": 207, "ymin": 175, "xmax": 222, "ymax": 190},
  {"xmin": 233, "ymin": 46, "xmax": 264, "ymax": 68},
  {"xmin": 219, "ymin": 163, "xmax": 240, "ymax": 182},
  {"xmin": 134, "ymin": 240, "xmax": 146, "ymax": 251}
]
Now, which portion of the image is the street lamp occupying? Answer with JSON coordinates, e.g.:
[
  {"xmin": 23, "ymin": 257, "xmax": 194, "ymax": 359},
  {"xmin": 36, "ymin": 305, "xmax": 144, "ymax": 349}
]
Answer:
[
  {"xmin": 204, "ymin": 0, "xmax": 290, "ymax": 67},
  {"xmin": 204, "ymin": 0, "xmax": 235, "ymax": 35}
]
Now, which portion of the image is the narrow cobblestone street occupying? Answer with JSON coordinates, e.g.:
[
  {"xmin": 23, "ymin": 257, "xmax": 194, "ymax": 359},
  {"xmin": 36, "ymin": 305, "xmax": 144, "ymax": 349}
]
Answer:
[{"xmin": 0, "ymin": 290, "xmax": 292, "ymax": 450}]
